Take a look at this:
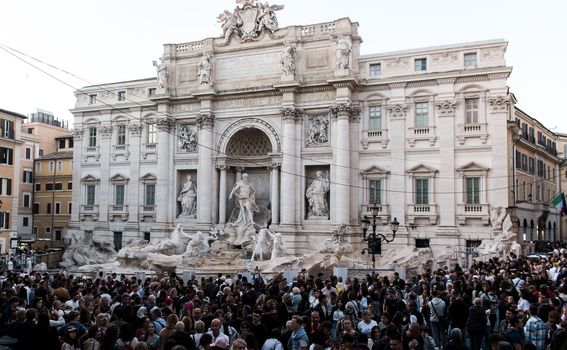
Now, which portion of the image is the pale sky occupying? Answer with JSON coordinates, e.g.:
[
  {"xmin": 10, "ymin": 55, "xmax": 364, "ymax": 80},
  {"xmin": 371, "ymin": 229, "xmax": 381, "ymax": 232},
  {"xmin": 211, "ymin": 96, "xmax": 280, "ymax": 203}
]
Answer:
[{"xmin": 1, "ymin": 0, "xmax": 565, "ymax": 132}]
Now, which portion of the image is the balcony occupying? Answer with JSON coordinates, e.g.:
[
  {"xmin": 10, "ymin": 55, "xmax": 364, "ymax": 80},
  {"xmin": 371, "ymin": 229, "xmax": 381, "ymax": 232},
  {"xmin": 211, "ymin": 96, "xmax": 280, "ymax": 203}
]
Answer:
[
  {"xmin": 406, "ymin": 204, "xmax": 438, "ymax": 225},
  {"xmin": 407, "ymin": 127, "xmax": 437, "ymax": 147},
  {"xmin": 138, "ymin": 204, "xmax": 156, "ymax": 221},
  {"xmin": 109, "ymin": 204, "xmax": 129, "ymax": 221},
  {"xmin": 359, "ymin": 204, "xmax": 390, "ymax": 224},
  {"xmin": 361, "ymin": 129, "xmax": 388, "ymax": 149},
  {"xmin": 112, "ymin": 144, "xmax": 130, "ymax": 161},
  {"xmin": 456, "ymin": 123, "xmax": 488, "ymax": 145},
  {"xmin": 80, "ymin": 204, "xmax": 99, "ymax": 221},
  {"xmin": 457, "ymin": 203, "xmax": 490, "ymax": 225}
]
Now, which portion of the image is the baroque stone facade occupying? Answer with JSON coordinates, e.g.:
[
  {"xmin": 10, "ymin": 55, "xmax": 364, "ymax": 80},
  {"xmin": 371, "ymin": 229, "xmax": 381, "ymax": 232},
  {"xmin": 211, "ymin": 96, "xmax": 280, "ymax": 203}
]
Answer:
[{"xmin": 68, "ymin": 10, "xmax": 562, "ymax": 262}]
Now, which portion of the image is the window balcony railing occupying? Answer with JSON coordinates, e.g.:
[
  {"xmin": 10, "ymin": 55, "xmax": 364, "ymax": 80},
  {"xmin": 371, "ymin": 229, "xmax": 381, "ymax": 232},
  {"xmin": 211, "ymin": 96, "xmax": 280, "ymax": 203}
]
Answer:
[
  {"xmin": 406, "ymin": 204, "xmax": 438, "ymax": 225},
  {"xmin": 361, "ymin": 129, "xmax": 388, "ymax": 149},
  {"xmin": 138, "ymin": 204, "xmax": 156, "ymax": 221},
  {"xmin": 359, "ymin": 204, "xmax": 391, "ymax": 224},
  {"xmin": 407, "ymin": 127, "xmax": 437, "ymax": 147},
  {"xmin": 457, "ymin": 203, "xmax": 490, "ymax": 225},
  {"xmin": 109, "ymin": 204, "xmax": 129, "ymax": 221},
  {"xmin": 80, "ymin": 204, "xmax": 99, "ymax": 221},
  {"xmin": 456, "ymin": 123, "xmax": 488, "ymax": 145}
]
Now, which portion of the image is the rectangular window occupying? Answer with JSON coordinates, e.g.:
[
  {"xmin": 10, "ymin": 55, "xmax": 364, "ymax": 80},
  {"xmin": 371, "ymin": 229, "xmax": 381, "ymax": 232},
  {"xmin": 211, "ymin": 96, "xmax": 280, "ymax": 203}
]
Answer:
[
  {"xmin": 369, "ymin": 63, "xmax": 381, "ymax": 77},
  {"xmin": 35, "ymin": 183, "xmax": 41, "ymax": 191},
  {"xmin": 147, "ymin": 123, "xmax": 157, "ymax": 144},
  {"xmin": 0, "ymin": 178, "xmax": 12, "ymax": 196},
  {"xmin": 69, "ymin": 139, "xmax": 73, "ymax": 148},
  {"xmin": 23, "ymin": 170, "xmax": 33, "ymax": 183},
  {"xmin": 55, "ymin": 183, "xmax": 63, "ymax": 191},
  {"xmin": 415, "ymin": 58, "xmax": 427, "ymax": 71},
  {"xmin": 529, "ymin": 158, "xmax": 535, "ymax": 174},
  {"xmin": 521, "ymin": 154, "xmax": 528, "ymax": 172},
  {"xmin": 415, "ymin": 102, "xmax": 428, "ymax": 128},
  {"xmin": 148, "ymin": 88, "xmax": 156, "ymax": 96},
  {"xmin": 68, "ymin": 202, "xmax": 72, "ymax": 214},
  {"xmin": 88, "ymin": 127, "xmax": 97, "ymax": 147},
  {"xmin": 46, "ymin": 183, "xmax": 54, "ymax": 191},
  {"xmin": 68, "ymin": 182, "xmax": 73, "ymax": 190},
  {"xmin": 23, "ymin": 193, "xmax": 31, "ymax": 208},
  {"xmin": 33, "ymin": 203, "xmax": 39, "ymax": 214},
  {"xmin": 115, "ymin": 184, "xmax": 125, "ymax": 205},
  {"xmin": 0, "ymin": 147, "xmax": 13, "ymax": 165},
  {"xmin": 55, "ymin": 202, "xmax": 61, "ymax": 214},
  {"xmin": 45, "ymin": 226, "xmax": 51, "ymax": 233},
  {"xmin": 369, "ymin": 179, "xmax": 382, "ymax": 204},
  {"xmin": 117, "ymin": 125, "xmax": 126, "ymax": 145},
  {"xmin": 415, "ymin": 178, "xmax": 429, "ymax": 204},
  {"xmin": 89, "ymin": 94, "xmax": 97, "ymax": 105},
  {"xmin": 466, "ymin": 177, "xmax": 481, "ymax": 204},
  {"xmin": 529, "ymin": 127, "xmax": 535, "ymax": 143},
  {"xmin": 0, "ymin": 212, "xmax": 9, "ymax": 229},
  {"xmin": 55, "ymin": 229, "xmax": 62, "ymax": 241},
  {"xmin": 464, "ymin": 52, "xmax": 477, "ymax": 68},
  {"xmin": 23, "ymin": 217, "xmax": 29, "ymax": 227},
  {"xmin": 118, "ymin": 91, "xmax": 126, "ymax": 101},
  {"xmin": 46, "ymin": 203, "xmax": 52, "ymax": 214},
  {"xmin": 57, "ymin": 161, "xmax": 62, "ymax": 172},
  {"xmin": 39, "ymin": 149, "xmax": 43, "ymax": 156},
  {"xmin": 465, "ymin": 98, "xmax": 479, "ymax": 124},
  {"xmin": 35, "ymin": 162, "xmax": 41, "ymax": 172},
  {"xmin": 58, "ymin": 139, "xmax": 66, "ymax": 149},
  {"xmin": 368, "ymin": 106, "xmax": 382, "ymax": 130},
  {"xmin": 49, "ymin": 161, "xmax": 54, "ymax": 172},
  {"xmin": 25, "ymin": 147, "xmax": 31, "ymax": 159},
  {"xmin": 86, "ymin": 185, "xmax": 96, "ymax": 205},
  {"xmin": 144, "ymin": 232, "xmax": 151, "ymax": 241},
  {"xmin": 515, "ymin": 150, "xmax": 522, "ymax": 169},
  {"xmin": 145, "ymin": 184, "xmax": 156, "ymax": 205},
  {"xmin": 2, "ymin": 120, "xmax": 14, "ymax": 139},
  {"xmin": 114, "ymin": 231, "xmax": 123, "ymax": 251}
]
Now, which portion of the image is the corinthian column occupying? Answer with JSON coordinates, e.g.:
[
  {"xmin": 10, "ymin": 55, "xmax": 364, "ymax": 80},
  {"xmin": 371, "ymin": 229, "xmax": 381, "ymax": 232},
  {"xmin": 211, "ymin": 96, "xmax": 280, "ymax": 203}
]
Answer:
[
  {"xmin": 197, "ymin": 112, "xmax": 215, "ymax": 225},
  {"xmin": 331, "ymin": 102, "xmax": 359, "ymax": 224},
  {"xmin": 280, "ymin": 107, "xmax": 301, "ymax": 225},
  {"xmin": 156, "ymin": 116, "xmax": 175, "ymax": 222},
  {"xmin": 268, "ymin": 162, "xmax": 281, "ymax": 225},
  {"xmin": 217, "ymin": 165, "xmax": 228, "ymax": 224}
]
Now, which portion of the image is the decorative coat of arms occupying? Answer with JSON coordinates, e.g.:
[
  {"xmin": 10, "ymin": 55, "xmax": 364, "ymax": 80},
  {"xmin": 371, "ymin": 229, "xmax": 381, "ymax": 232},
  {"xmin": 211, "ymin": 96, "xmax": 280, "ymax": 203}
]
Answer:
[{"xmin": 217, "ymin": 0, "xmax": 284, "ymax": 45}]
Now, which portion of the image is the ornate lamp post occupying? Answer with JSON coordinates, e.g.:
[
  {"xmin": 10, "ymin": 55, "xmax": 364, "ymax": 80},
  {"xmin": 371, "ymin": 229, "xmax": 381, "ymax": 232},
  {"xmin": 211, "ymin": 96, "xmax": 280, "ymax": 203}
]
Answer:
[{"xmin": 360, "ymin": 206, "xmax": 399, "ymax": 275}]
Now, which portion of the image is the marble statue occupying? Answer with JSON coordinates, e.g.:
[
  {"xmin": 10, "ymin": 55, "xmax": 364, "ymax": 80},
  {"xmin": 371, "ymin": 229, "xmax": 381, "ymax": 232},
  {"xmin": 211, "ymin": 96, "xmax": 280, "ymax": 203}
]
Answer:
[
  {"xmin": 251, "ymin": 228, "xmax": 273, "ymax": 261},
  {"xmin": 142, "ymin": 224, "xmax": 191, "ymax": 255},
  {"xmin": 225, "ymin": 173, "xmax": 259, "ymax": 246},
  {"xmin": 153, "ymin": 58, "xmax": 169, "ymax": 90},
  {"xmin": 177, "ymin": 175, "xmax": 197, "ymax": 217},
  {"xmin": 178, "ymin": 125, "xmax": 198, "ymax": 152},
  {"xmin": 320, "ymin": 225, "xmax": 352, "ymax": 254},
  {"xmin": 305, "ymin": 115, "xmax": 329, "ymax": 146},
  {"xmin": 198, "ymin": 52, "xmax": 213, "ymax": 87},
  {"xmin": 270, "ymin": 231, "xmax": 285, "ymax": 259},
  {"xmin": 280, "ymin": 42, "xmax": 296, "ymax": 77},
  {"xmin": 335, "ymin": 35, "xmax": 352, "ymax": 71},
  {"xmin": 217, "ymin": 10, "xmax": 239, "ymax": 44},
  {"xmin": 306, "ymin": 171, "xmax": 330, "ymax": 218},
  {"xmin": 61, "ymin": 230, "xmax": 116, "ymax": 267},
  {"xmin": 257, "ymin": 2, "xmax": 284, "ymax": 34},
  {"xmin": 185, "ymin": 230, "xmax": 218, "ymax": 256}
]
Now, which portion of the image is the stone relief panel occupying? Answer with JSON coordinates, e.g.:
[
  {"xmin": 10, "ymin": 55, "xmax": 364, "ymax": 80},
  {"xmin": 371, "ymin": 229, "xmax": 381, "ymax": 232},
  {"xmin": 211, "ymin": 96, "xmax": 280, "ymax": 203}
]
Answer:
[
  {"xmin": 305, "ymin": 115, "xmax": 329, "ymax": 147},
  {"xmin": 215, "ymin": 51, "xmax": 280, "ymax": 80},
  {"xmin": 177, "ymin": 124, "xmax": 198, "ymax": 152},
  {"xmin": 177, "ymin": 65, "xmax": 198, "ymax": 82},
  {"xmin": 306, "ymin": 48, "xmax": 330, "ymax": 69}
]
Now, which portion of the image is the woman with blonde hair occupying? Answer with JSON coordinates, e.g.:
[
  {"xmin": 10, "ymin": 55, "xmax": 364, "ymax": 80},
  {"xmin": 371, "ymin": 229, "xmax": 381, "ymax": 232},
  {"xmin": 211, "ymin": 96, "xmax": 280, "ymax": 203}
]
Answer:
[
  {"xmin": 159, "ymin": 314, "xmax": 179, "ymax": 350},
  {"xmin": 231, "ymin": 339, "xmax": 248, "ymax": 350}
]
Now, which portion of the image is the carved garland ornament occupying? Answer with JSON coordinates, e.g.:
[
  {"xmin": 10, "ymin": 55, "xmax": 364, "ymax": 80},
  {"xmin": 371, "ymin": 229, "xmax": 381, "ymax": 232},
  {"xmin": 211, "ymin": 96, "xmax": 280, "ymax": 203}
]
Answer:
[
  {"xmin": 435, "ymin": 100, "xmax": 457, "ymax": 117},
  {"xmin": 330, "ymin": 102, "xmax": 361, "ymax": 120},
  {"xmin": 98, "ymin": 125, "xmax": 113, "ymax": 137},
  {"xmin": 488, "ymin": 96, "xmax": 510, "ymax": 112},
  {"xmin": 388, "ymin": 104, "xmax": 408, "ymax": 119},
  {"xmin": 128, "ymin": 123, "xmax": 143, "ymax": 135}
]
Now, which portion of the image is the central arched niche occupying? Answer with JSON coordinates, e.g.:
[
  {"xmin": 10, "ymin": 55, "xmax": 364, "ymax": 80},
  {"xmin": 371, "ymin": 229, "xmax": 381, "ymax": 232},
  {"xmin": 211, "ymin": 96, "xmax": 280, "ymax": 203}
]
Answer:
[
  {"xmin": 225, "ymin": 128, "xmax": 273, "ymax": 156},
  {"xmin": 224, "ymin": 127, "xmax": 273, "ymax": 227}
]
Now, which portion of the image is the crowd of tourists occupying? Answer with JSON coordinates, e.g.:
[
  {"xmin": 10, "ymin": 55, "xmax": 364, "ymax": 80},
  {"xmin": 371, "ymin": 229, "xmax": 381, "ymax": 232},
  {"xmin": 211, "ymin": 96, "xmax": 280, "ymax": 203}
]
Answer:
[{"xmin": 1, "ymin": 248, "xmax": 567, "ymax": 350}]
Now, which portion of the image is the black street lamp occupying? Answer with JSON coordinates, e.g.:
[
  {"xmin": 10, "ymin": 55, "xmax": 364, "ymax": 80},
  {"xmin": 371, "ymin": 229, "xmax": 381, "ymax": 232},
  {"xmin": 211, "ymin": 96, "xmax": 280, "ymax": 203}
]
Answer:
[{"xmin": 360, "ymin": 205, "xmax": 399, "ymax": 275}]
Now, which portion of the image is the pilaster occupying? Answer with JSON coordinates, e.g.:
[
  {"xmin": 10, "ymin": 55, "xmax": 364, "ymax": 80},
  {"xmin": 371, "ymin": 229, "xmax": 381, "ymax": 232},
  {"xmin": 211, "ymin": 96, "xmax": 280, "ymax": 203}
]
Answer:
[{"xmin": 197, "ymin": 111, "xmax": 215, "ymax": 225}]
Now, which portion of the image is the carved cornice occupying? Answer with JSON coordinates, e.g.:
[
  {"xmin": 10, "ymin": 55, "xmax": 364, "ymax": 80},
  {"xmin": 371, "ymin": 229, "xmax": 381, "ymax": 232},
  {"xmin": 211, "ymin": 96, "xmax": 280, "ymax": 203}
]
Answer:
[
  {"xmin": 488, "ymin": 96, "xmax": 510, "ymax": 113},
  {"xmin": 488, "ymin": 72, "xmax": 510, "ymax": 80},
  {"xmin": 330, "ymin": 102, "xmax": 361, "ymax": 121},
  {"xmin": 387, "ymin": 104, "xmax": 408, "ymax": 119},
  {"xmin": 128, "ymin": 123, "xmax": 143, "ymax": 135},
  {"xmin": 362, "ymin": 84, "xmax": 390, "ymax": 92},
  {"xmin": 388, "ymin": 82, "xmax": 407, "ymax": 89},
  {"xmin": 196, "ymin": 112, "xmax": 215, "ymax": 128},
  {"xmin": 72, "ymin": 129, "xmax": 84, "ymax": 140},
  {"xmin": 298, "ymin": 86, "xmax": 335, "ymax": 94},
  {"xmin": 436, "ymin": 77, "xmax": 457, "ymax": 85},
  {"xmin": 157, "ymin": 116, "xmax": 176, "ymax": 131},
  {"xmin": 99, "ymin": 125, "xmax": 113, "ymax": 137},
  {"xmin": 456, "ymin": 75, "xmax": 489, "ymax": 83},
  {"xmin": 435, "ymin": 100, "xmax": 457, "ymax": 117},
  {"xmin": 407, "ymin": 80, "xmax": 437, "ymax": 88},
  {"xmin": 215, "ymin": 90, "xmax": 280, "ymax": 101},
  {"xmin": 281, "ymin": 107, "xmax": 304, "ymax": 122}
]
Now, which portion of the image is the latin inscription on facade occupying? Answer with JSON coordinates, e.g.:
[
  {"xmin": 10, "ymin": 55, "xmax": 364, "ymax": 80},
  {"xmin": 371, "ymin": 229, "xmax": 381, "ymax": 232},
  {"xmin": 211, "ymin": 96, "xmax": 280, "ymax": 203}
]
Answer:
[{"xmin": 215, "ymin": 52, "xmax": 280, "ymax": 80}]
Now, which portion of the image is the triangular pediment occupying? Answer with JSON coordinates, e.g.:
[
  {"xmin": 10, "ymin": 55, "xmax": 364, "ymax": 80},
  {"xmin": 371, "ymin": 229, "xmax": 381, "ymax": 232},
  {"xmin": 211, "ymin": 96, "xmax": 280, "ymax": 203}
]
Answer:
[
  {"xmin": 361, "ymin": 165, "xmax": 390, "ymax": 175},
  {"xmin": 110, "ymin": 173, "xmax": 129, "ymax": 182},
  {"xmin": 81, "ymin": 174, "xmax": 99, "ymax": 183},
  {"xmin": 406, "ymin": 163, "xmax": 438, "ymax": 174},
  {"xmin": 141, "ymin": 173, "xmax": 157, "ymax": 181},
  {"xmin": 456, "ymin": 162, "xmax": 489, "ymax": 173}
]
